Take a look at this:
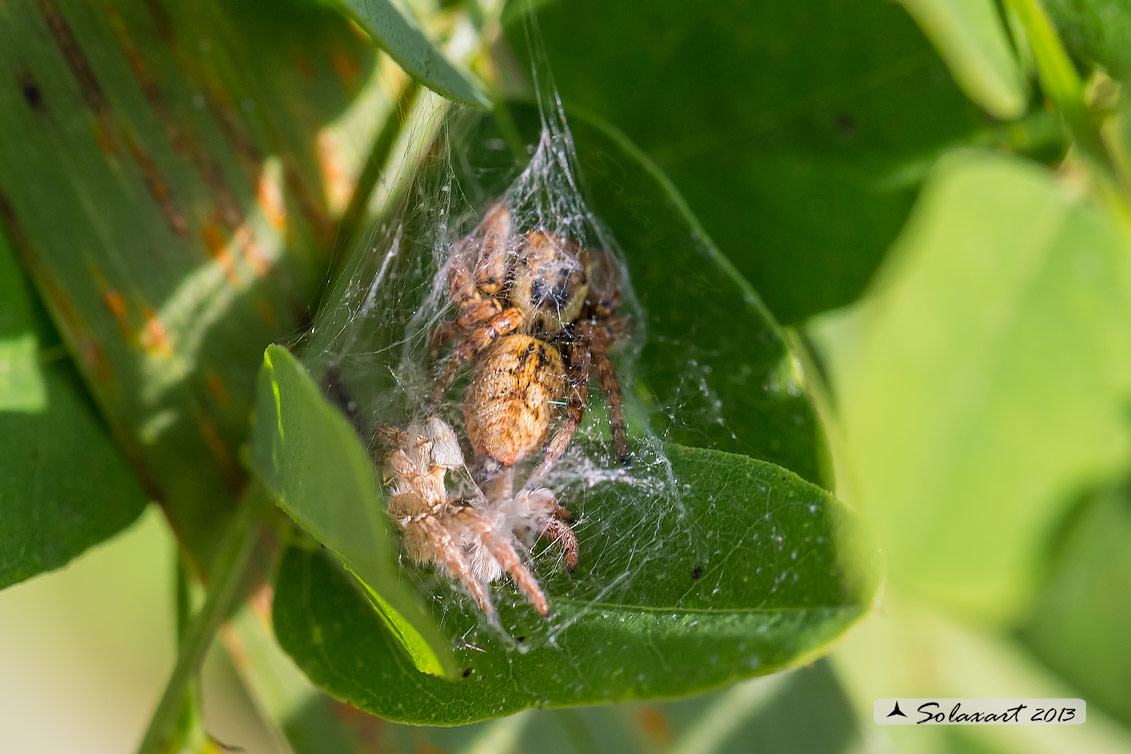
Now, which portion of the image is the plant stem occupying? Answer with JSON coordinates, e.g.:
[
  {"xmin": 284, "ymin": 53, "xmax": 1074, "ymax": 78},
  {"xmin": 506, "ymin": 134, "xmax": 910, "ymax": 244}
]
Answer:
[
  {"xmin": 136, "ymin": 487, "xmax": 264, "ymax": 754},
  {"xmin": 1008, "ymin": 0, "xmax": 1131, "ymax": 197}
]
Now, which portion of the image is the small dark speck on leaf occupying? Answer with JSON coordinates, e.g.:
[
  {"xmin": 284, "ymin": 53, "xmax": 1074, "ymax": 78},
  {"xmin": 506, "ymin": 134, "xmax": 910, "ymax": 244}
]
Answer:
[
  {"xmin": 19, "ymin": 76, "xmax": 42, "ymax": 109},
  {"xmin": 462, "ymin": 668, "xmax": 473, "ymax": 678},
  {"xmin": 516, "ymin": 635, "xmax": 526, "ymax": 643},
  {"xmin": 780, "ymin": 475, "xmax": 786, "ymax": 482},
  {"xmin": 692, "ymin": 566, "xmax": 703, "ymax": 580},
  {"xmin": 834, "ymin": 112, "xmax": 856, "ymax": 135}
]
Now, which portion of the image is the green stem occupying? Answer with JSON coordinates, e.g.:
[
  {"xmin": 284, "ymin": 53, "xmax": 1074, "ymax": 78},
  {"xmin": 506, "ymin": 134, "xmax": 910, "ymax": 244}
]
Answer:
[
  {"xmin": 136, "ymin": 488, "xmax": 264, "ymax": 754},
  {"xmin": 1005, "ymin": 0, "xmax": 1101, "ymax": 156},
  {"xmin": 1006, "ymin": 2, "xmax": 1127, "ymax": 176}
]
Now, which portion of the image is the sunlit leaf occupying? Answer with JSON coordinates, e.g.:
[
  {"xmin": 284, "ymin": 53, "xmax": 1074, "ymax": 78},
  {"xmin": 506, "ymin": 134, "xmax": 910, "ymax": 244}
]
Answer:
[
  {"xmin": 0, "ymin": 235, "xmax": 147, "ymax": 589},
  {"xmin": 812, "ymin": 150, "xmax": 1131, "ymax": 623},
  {"xmin": 333, "ymin": 0, "xmax": 489, "ymax": 107},
  {"xmin": 249, "ymin": 344, "xmax": 456, "ymax": 677},
  {"xmin": 0, "ymin": 0, "xmax": 400, "ymax": 565}
]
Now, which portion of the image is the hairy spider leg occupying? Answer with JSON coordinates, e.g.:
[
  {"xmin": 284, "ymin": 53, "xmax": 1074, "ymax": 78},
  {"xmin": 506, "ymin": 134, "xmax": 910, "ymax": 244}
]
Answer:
[
  {"xmin": 580, "ymin": 315, "xmax": 631, "ymax": 463},
  {"xmin": 449, "ymin": 506, "xmax": 551, "ymax": 616},
  {"xmin": 472, "ymin": 201, "xmax": 512, "ymax": 294},
  {"xmin": 428, "ymin": 299, "xmax": 504, "ymax": 358},
  {"xmin": 516, "ymin": 487, "xmax": 580, "ymax": 573},
  {"xmin": 428, "ymin": 307, "xmax": 525, "ymax": 407},
  {"xmin": 414, "ymin": 513, "xmax": 499, "ymax": 623},
  {"xmin": 541, "ymin": 516, "xmax": 580, "ymax": 573}
]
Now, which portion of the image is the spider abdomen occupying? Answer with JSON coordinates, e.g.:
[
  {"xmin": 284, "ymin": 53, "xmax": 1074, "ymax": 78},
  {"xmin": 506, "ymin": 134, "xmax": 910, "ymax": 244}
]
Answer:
[{"xmin": 464, "ymin": 334, "xmax": 566, "ymax": 467}]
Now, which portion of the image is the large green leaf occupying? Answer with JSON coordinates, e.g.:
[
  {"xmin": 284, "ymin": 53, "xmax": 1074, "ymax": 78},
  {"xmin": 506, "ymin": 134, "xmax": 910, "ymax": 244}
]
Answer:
[
  {"xmin": 0, "ymin": 234, "xmax": 147, "ymax": 588},
  {"xmin": 900, "ymin": 0, "xmax": 1029, "ymax": 118},
  {"xmin": 249, "ymin": 344, "xmax": 455, "ymax": 677},
  {"xmin": 811, "ymin": 150, "xmax": 1131, "ymax": 623},
  {"xmin": 273, "ymin": 444, "xmax": 872, "ymax": 725},
  {"xmin": 1019, "ymin": 486, "xmax": 1131, "ymax": 728},
  {"xmin": 507, "ymin": 0, "xmax": 1002, "ymax": 324},
  {"xmin": 333, "ymin": 0, "xmax": 489, "ymax": 107},
  {"xmin": 0, "ymin": 0, "xmax": 399, "ymax": 565}
]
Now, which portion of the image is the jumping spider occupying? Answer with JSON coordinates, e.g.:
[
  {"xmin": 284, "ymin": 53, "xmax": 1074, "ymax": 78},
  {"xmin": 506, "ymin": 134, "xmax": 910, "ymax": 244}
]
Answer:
[
  {"xmin": 377, "ymin": 417, "xmax": 577, "ymax": 621},
  {"xmin": 429, "ymin": 201, "xmax": 631, "ymax": 500}
]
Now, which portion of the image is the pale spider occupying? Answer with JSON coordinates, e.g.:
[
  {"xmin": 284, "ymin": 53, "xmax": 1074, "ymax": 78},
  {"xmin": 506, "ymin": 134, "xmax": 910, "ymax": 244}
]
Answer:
[
  {"xmin": 428, "ymin": 201, "xmax": 631, "ymax": 500},
  {"xmin": 377, "ymin": 417, "xmax": 577, "ymax": 620}
]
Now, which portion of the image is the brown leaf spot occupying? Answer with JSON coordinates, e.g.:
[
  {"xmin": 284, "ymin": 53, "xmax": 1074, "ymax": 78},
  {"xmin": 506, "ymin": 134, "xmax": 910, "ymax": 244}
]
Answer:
[
  {"xmin": 99, "ymin": 286, "xmax": 132, "ymax": 338},
  {"xmin": 234, "ymin": 226, "xmax": 270, "ymax": 277},
  {"xmin": 196, "ymin": 413, "xmax": 243, "ymax": 492},
  {"xmin": 139, "ymin": 306, "xmax": 172, "ymax": 356},
  {"xmin": 317, "ymin": 131, "xmax": 351, "ymax": 213},
  {"xmin": 205, "ymin": 371, "xmax": 231, "ymax": 407},
  {"xmin": 122, "ymin": 128, "xmax": 188, "ymax": 237},
  {"xmin": 330, "ymin": 48, "xmax": 360, "ymax": 88},
  {"xmin": 201, "ymin": 223, "xmax": 238, "ymax": 283},
  {"xmin": 634, "ymin": 705, "xmax": 674, "ymax": 745},
  {"xmin": 255, "ymin": 171, "xmax": 287, "ymax": 231}
]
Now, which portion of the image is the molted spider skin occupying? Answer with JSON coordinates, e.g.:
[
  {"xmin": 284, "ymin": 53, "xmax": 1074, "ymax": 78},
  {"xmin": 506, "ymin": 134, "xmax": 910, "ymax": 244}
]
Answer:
[
  {"xmin": 378, "ymin": 420, "xmax": 552, "ymax": 620},
  {"xmin": 464, "ymin": 334, "xmax": 567, "ymax": 467}
]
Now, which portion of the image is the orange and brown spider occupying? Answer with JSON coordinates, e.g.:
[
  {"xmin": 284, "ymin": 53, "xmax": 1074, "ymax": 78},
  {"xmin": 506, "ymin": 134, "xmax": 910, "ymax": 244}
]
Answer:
[{"xmin": 428, "ymin": 201, "xmax": 631, "ymax": 499}]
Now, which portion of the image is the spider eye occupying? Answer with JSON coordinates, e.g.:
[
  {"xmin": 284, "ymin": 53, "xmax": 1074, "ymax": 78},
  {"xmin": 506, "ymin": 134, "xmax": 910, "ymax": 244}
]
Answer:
[{"xmin": 530, "ymin": 277, "xmax": 573, "ymax": 310}]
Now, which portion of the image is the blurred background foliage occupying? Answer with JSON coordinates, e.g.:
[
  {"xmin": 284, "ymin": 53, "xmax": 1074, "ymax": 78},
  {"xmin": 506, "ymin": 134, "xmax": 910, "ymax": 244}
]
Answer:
[{"xmin": 2, "ymin": 0, "xmax": 1130, "ymax": 751}]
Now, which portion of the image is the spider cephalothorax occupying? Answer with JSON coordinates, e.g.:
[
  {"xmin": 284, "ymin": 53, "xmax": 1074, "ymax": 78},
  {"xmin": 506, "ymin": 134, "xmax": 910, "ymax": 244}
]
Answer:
[{"xmin": 428, "ymin": 201, "xmax": 630, "ymax": 495}]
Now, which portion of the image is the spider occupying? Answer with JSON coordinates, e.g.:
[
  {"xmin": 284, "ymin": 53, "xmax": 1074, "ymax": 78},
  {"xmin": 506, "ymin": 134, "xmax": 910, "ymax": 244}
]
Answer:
[
  {"xmin": 428, "ymin": 201, "xmax": 631, "ymax": 496},
  {"xmin": 377, "ymin": 417, "xmax": 577, "ymax": 621}
]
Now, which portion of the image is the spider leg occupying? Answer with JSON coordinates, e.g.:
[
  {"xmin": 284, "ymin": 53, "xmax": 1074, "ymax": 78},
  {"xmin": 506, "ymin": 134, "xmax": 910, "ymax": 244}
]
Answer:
[
  {"xmin": 450, "ymin": 506, "xmax": 551, "ymax": 617},
  {"xmin": 591, "ymin": 344, "xmax": 628, "ymax": 464},
  {"xmin": 580, "ymin": 318, "xmax": 630, "ymax": 464},
  {"xmin": 428, "ymin": 307, "xmax": 524, "ymax": 408},
  {"xmin": 524, "ymin": 341, "xmax": 591, "ymax": 491},
  {"xmin": 541, "ymin": 516, "xmax": 579, "ymax": 573},
  {"xmin": 428, "ymin": 299, "xmax": 503, "ymax": 359},
  {"xmin": 515, "ymin": 488, "xmax": 580, "ymax": 573},
  {"xmin": 473, "ymin": 201, "xmax": 511, "ymax": 294},
  {"xmin": 414, "ymin": 514, "xmax": 499, "ymax": 623}
]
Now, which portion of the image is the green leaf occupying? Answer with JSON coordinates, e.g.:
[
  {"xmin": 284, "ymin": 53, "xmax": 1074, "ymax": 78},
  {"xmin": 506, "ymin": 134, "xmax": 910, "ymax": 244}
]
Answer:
[
  {"xmin": 273, "ymin": 444, "xmax": 874, "ymax": 725},
  {"xmin": 1043, "ymin": 0, "xmax": 1131, "ymax": 80},
  {"xmin": 333, "ymin": 0, "xmax": 489, "ymax": 107},
  {"xmin": 900, "ymin": 0, "xmax": 1030, "ymax": 118},
  {"xmin": 812, "ymin": 150, "xmax": 1131, "ymax": 623},
  {"xmin": 508, "ymin": 0, "xmax": 1008, "ymax": 323},
  {"xmin": 377, "ymin": 660, "xmax": 861, "ymax": 753},
  {"xmin": 0, "ymin": 234, "xmax": 147, "ymax": 589},
  {"xmin": 560, "ymin": 111, "xmax": 830, "ymax": 486},
  {"xmin": 0, "ymin": 0, "xmax": 398, "ymax": 565},
  {"xmin": 249, "ymin": 344, "xmax": 456, "ymax": 677},
  {"xmin": 1019, "ymin": 486, "xmax": 1131, "ymax": 728}
]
